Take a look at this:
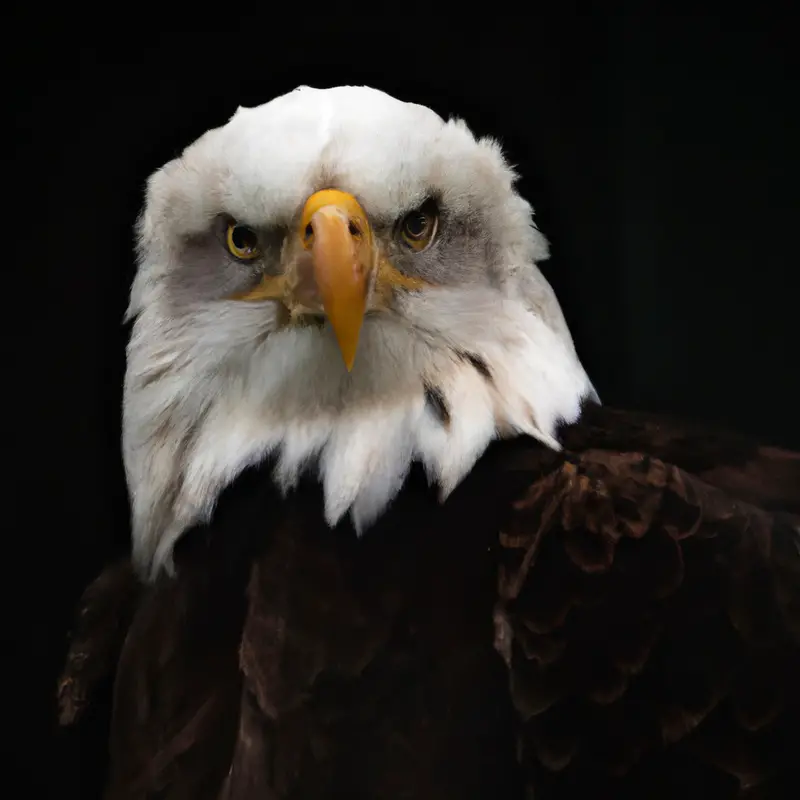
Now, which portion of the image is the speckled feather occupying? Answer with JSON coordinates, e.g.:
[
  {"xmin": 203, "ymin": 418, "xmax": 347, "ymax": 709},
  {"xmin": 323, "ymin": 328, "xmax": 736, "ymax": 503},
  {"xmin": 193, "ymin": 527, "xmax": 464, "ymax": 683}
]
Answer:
[{"xmin": 59, "ymin": 405, "xmax": 800, "ymax": 799}]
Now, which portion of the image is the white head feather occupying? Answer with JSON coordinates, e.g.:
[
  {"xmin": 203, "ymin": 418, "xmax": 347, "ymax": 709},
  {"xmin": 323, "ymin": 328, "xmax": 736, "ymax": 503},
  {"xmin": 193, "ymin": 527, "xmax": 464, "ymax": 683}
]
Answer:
[{"xmin": 124, "ymin": 85, "xmax": 596, "ymax": 580}]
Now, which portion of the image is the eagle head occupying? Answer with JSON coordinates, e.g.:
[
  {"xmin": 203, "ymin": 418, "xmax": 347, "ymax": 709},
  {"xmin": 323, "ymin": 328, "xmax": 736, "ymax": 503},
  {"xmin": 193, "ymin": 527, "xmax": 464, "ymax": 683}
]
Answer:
[{"xmin": 124, "ymin": 85, "xmax": 596, "ymax": 579}]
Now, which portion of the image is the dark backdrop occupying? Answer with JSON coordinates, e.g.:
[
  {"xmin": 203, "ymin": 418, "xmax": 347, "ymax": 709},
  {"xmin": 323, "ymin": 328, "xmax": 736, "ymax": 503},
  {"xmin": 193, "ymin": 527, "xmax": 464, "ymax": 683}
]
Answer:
[{"xmin": 9, "ymin": 6, "xmax": 798, "ymax": 797}]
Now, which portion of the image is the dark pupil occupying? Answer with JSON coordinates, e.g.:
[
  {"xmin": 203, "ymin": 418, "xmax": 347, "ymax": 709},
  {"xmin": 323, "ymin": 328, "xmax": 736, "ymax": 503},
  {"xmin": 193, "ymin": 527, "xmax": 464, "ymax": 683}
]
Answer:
[
  {"xmin": 232, "ymin": 225, "xmax": 255, "ymax": 251},
  {"xmin": 405, "ymin": 212, "xmax": 428, "ymax": 237}
]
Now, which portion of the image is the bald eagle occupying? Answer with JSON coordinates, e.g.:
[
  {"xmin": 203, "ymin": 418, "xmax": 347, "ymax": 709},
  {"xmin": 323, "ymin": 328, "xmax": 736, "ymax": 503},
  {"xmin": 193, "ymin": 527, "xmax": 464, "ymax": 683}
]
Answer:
[{"xmin": 58, "ymin": 86, "xmax": 800, "ymax": 799}]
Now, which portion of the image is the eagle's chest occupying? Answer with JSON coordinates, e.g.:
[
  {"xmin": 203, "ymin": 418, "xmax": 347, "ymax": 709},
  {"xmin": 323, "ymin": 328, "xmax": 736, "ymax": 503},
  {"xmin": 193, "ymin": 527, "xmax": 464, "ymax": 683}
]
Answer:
[
  {"xmin": 185, "ymin": 466, "xmax": 516, "ymax": 798},
  {"xmin": 227, "ymin": 474, "xmax": 521, "ymax": 798}
]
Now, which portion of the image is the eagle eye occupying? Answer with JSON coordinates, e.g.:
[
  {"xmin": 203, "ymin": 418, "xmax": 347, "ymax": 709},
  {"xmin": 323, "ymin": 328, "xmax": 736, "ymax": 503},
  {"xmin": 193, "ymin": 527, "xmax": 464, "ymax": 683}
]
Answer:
[
  {"xmin": 399, "ymin": 200, "xmax": 438, "ymax": 251},
  {"xmin": 225, "ymin": 222, "xmax": 261, "ymax": 260}
]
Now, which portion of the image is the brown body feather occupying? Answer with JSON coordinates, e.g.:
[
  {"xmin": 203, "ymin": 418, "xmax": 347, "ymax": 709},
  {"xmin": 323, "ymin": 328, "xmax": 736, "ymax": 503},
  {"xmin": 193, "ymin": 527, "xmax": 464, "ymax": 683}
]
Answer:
[{"xmin": 59, "ymin": 405, "xmax": 800, "ymax": 798}]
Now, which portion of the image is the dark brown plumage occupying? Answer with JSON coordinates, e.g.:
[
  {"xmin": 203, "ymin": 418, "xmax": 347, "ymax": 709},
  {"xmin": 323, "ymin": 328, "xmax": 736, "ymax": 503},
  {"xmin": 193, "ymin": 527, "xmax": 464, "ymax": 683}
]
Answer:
[{"xmin": 58, "ymin": 404, "xmax": 800, "ymax": 799}]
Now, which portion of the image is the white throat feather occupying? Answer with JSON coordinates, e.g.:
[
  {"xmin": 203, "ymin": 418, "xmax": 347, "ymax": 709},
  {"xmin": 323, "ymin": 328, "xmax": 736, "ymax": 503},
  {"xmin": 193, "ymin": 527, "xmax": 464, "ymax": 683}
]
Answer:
[{"xmin": 124, "ymin": 285, "xmax": 595, "ymax": 580}]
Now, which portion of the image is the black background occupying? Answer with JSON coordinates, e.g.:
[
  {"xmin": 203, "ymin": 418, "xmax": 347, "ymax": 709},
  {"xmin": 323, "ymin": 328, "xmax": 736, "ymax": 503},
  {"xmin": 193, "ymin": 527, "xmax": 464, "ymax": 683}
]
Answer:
[{"xmin": 9, "ymin": 6, "xmax": 799, "ymax": 796}]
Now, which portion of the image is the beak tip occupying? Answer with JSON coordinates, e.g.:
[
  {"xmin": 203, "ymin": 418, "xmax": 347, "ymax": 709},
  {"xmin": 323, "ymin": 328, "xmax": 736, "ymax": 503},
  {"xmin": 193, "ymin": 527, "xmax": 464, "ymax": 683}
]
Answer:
[{"xmin": 341, "ymin": 346, "xmax": 358, "ymax": 372}]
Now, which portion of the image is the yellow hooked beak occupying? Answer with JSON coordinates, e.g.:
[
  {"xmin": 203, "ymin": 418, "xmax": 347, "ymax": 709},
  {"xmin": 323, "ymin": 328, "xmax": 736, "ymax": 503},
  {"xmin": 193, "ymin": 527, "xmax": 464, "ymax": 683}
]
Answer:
[
  {"xmin": 299, "ymin": 190, "xmax": 372, "ymax": 371},
  {"xmin": 233, "ymin": 189, "xmax": 372, "ymax": 371},
  {"xmin": 232, "ymin": 188, "xmax": 427, "ymax": 370}
]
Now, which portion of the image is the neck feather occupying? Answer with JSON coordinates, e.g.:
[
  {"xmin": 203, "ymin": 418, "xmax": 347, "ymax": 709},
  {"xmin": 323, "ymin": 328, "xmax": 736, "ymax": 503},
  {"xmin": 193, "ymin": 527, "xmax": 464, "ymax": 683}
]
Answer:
[{"xmin": 123, "ymin": 293, "xmax": 595, "ymax": 580}]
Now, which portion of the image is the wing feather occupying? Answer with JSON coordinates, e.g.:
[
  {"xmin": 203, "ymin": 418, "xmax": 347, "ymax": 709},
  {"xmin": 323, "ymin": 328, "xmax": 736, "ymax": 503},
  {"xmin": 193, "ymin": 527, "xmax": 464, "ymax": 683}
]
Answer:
[{"xmin": 496, "ymin": 442, "xmax": 800, "ymax": 798}]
